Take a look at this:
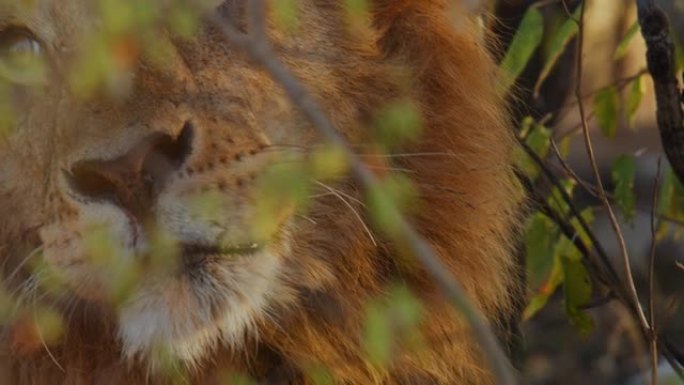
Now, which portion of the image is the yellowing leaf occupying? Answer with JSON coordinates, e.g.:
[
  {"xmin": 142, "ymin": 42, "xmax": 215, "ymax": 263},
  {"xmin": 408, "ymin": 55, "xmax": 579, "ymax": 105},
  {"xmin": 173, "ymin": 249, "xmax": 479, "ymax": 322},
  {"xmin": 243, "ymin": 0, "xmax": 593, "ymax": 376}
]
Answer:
[
  {"xmin": 33, "ymin": 307, "xmax": 64, "ymax": 345},
  {"xmin": 524, "ymin": 252, "xmax": 563, "ymax": 320},
  {"xmin": 0, "ymin": 51, "xmax": 47, "ymax": 86},
  {"xmin": 310, "ymin": 144, "xmax": 348, "ymax": 180},
  {"xmin": 593, "ymin": 86, "xmax": 620, "ymax": 138}
]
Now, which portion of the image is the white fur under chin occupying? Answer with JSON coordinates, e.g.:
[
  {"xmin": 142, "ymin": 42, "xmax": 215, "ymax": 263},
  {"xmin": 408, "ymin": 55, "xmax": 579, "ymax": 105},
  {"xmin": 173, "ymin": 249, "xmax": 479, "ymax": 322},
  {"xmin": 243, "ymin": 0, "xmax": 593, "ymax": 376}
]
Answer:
[{"xmin": 117, "ymin": 249, "xmax": 281, "ymax": 370}]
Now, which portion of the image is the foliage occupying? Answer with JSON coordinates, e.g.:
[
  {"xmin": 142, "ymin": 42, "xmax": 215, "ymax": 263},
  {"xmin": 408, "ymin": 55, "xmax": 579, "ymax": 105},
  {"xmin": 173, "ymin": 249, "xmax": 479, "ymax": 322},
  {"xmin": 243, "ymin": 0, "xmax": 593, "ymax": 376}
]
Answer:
[
  {"xmin": 501, "ymin": 0, "xmax": 684, "ymax": 382},
  {"xmin": 2, "ymin": 0, "xmax": 684, "ymax": 383}
]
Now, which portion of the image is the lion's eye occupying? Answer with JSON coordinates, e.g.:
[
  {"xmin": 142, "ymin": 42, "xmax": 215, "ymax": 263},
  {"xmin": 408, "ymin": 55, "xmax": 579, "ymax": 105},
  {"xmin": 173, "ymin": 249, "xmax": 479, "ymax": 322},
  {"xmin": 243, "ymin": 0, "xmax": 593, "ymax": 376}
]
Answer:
[{"xmin": 0, "ymin": 27, "xmax": 46, "ymax": 86}]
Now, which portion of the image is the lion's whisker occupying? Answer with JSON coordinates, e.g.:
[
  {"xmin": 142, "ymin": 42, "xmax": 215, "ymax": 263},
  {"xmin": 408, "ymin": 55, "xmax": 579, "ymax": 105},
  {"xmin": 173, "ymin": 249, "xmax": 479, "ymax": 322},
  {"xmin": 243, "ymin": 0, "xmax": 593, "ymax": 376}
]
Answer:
[
  {"xmin": 295, "ymin": 214, "xmax": 317, "ymax": 225},
  {"xmin": 314, "ymin": 181, "xmax": 376, "ymax": 247},
  {"xmin": 30, "ymin": 286, "xmax": 65, "ymax": 373},
  {"xmin": 5, "ymin": 245, "xmax": 44, "ymax": 284}
]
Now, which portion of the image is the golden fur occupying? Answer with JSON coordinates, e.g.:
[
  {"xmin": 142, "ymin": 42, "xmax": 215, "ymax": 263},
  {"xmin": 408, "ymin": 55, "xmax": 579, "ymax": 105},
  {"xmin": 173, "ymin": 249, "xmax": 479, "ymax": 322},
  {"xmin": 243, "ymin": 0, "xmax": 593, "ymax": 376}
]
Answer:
[{"xmin": 0, "ymin": 0, "xmax": 523, "ymax": 384}]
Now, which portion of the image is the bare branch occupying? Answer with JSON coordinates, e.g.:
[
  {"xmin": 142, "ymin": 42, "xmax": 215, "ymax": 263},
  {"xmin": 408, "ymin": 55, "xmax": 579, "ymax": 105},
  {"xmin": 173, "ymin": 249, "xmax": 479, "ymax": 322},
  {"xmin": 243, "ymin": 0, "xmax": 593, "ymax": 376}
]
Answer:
[
  {"xmin": 571, "ymin": 0, "xmax": 650, "ymax": 332},
  {"xmin": 648, "ymin": 158, "xmax": 662, "ymax": 385}
]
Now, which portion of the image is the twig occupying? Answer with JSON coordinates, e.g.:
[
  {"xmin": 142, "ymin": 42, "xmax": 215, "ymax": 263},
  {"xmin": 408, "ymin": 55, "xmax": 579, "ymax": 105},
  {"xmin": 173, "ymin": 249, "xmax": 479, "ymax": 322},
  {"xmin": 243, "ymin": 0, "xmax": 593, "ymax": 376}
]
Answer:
[
  {"xmin": 209, "ymin": 2, "xmax": 517, "ymax": 384},
  {"xmin": 571, "ymin": 0, "xmax": 651, "ymax": 332},
  {"xmin": 518, "ymin": 138, "xmax": 618, "ymax": 286},
  {"xmin": 523, "ymin": 129, "xmax": 684, "ymax": 380},
  {"xmin": 549, "ymin": 139, "xmax": 596, "ymax": 194},
  {"xmin": 648, "ymin": 158, "xmax": 662, "ymax": 385},
  {"xmin": 636, "ymin": 0, "xmax": 684, "ymax": 185},
  {"xmin": 555, "ymin": 69, "xmax": 646, "ymax": 139},
  {"xmin": 547, "ymin": 141, "xmax": 684, "ymax": 227}
]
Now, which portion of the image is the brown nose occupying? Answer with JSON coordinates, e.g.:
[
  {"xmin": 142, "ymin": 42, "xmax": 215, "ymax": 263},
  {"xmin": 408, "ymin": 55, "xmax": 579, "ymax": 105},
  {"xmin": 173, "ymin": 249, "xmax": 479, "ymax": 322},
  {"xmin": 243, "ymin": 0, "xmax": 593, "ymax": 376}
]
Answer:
[{"xmin": 65, "ymin": 121, "xmax": 194, "ymax": 220}]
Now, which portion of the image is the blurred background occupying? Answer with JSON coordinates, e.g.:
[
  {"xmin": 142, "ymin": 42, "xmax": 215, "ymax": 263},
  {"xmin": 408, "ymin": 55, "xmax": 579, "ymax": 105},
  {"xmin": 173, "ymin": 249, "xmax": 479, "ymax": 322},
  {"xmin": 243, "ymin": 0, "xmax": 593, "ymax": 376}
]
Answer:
[{"xmin": 491, "ymin": 0, "xmax": 684, "ymax": 383}]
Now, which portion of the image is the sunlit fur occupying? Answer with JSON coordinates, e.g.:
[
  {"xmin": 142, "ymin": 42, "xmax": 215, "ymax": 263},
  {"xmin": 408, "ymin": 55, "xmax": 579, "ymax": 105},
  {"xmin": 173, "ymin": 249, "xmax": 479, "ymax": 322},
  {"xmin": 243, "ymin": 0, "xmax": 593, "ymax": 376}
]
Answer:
[{"xmin": 0, "ymin": 0, "xmax": 524, "ymax": 384}]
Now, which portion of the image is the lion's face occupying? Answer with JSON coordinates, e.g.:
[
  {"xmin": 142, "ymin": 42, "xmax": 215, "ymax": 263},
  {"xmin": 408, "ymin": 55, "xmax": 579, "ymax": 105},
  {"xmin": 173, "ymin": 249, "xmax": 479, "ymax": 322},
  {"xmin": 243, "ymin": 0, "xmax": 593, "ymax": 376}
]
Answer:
[{"xmin": 0, "ymin": 0, "xmax": 382, "ymax": 367}]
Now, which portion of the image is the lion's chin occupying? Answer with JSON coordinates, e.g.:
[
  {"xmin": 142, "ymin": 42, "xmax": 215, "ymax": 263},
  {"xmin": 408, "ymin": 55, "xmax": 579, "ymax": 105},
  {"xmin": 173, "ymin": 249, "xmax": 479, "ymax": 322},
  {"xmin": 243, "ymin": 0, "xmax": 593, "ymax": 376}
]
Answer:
[{"xmin": 114, "ymin": 248, "xmax": 282, "ymax": 369}]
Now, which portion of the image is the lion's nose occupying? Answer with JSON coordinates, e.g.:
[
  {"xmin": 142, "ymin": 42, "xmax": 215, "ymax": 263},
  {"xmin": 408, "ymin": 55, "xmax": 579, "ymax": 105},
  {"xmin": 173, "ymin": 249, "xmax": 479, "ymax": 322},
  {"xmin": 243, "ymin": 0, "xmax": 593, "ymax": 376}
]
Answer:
[{"xmin": 65, "ymin": 121, "xmax": 194, "ymax": 219}]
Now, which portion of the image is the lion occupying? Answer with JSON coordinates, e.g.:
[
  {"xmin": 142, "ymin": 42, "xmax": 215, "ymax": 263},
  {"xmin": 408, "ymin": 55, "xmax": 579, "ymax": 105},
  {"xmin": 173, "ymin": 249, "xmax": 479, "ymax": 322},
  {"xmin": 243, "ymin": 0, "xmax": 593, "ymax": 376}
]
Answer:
[{"xmin": 0, "ymin": 0, "xmax": 524, "ymax": 384}]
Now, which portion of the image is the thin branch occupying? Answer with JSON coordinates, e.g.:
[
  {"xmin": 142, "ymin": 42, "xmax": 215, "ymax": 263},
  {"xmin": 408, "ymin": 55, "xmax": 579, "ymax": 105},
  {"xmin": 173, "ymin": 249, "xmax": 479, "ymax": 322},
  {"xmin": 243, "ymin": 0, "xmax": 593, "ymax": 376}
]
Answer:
[
  {"xmin": 648, "ymin": 158, "xmax": 662, "ymax": 385},
  {"xmin": 572, "ymin": 0, "xmax": 650, "ymax": 331},
  {"xmin": 547, "ymin": 140, "xmax": 684, "ymax": 227},
  {"xmin": 636, "ymin": 0, "xmax": 684, "ymax": 185},
  {"xmin": 518, "ymin": 137, "xmax": 618, "ymax": 286},
  {"xmin": 522, "ymin": 127, "xmax": 684, "ymax": 380},
  {"xmin": 555, "ymin": 70, "xmax": 646, "ymax": 139},
  {"xmin": 209, "ymin": 3, "xmax": 517, "ymax": 384}
]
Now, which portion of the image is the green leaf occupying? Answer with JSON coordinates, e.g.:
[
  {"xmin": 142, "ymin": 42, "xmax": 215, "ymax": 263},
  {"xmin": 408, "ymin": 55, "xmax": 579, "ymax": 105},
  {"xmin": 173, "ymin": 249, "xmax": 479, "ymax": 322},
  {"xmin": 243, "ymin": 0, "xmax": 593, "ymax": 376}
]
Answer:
[
  {"xmin": 658, "ymin": 166, "xmax": 684, "ymax": 222},
  {"xmin": 168, "ymin": 4, "xmax": 201, "ymax": 38},
  {"xmin": 524, "ymin": 252, "xmax": 563, "ymax": 320},
  {"xmin": 307, "ymin": 365, "xmax": 333, "ymax": 385},
  {"xmin": 570, "ymin": 207, "xmax": 595, "ymax": 247},
  {"xmin": 362, "ymin": 286, "xmax": 423, "ymax": 367},
  {"xmin": 614, "ymin": 21, "xmax": 640, "ymax": 60},
  {"xmin": 32, "ymin": 307, "xmax": 64, "ymax": 343},
  {"xmin": 219, "ymin": 373, "xmax": 257, "ymax": 385},
  {"xmin": 273, "ymin": 0, "xmax": 300, "ymax": 32},
  {"xmin": 0, "ymin": 50, "xmax": 47, "ymax": 86},
  {"xmin": 374, "ymin": 100, "xmax": 423, "ymax": 149},
  {"xmin": 0, "ymin": 83, "xmax": 16, "ymax": 137},
  {"xmin": 593, "ymin": 86, "xmax": 620, "ymax": 138},
  {"xmin": 523, "ymin": 291, "xmax": 552, "ymax": 320},
  {"xmin": 557, "ymin": 136, "xmax": 572, "ymax": 159},
  {"xmin": 363, "ymin": 301, "xmax": 393, "ymax": 367},
  {"xmin": 367, "ymin": 174, "xmax": 416, "ymax": 237},
  {"xmin": 345, "ymin": 0, "xmax": 370, "ymax": 14},
  {"xmin": 524, "ymin": 206, "xmax": 595, "ymax": 321},
  {"xmin": 548, "ymin": 214, "xmax": 595, "ymax": 335},
  {"xmin": 310, "ymin": 144, "xmax": 348, "ymax": 181},
  {"xmin": 98, "ymin": 0, "xmax": 156, "ymax": 35},
  {"xmin": 499, "ymin": 7, "xmax": 544, "ymax": 94},
  {"xmin": 390, "ymin": 285, "xmax": 422, "ymax": 329},
  {"xmin": 547, "ymin": 179, "xmax": 576, "ymax": 217},
  {"xmin": 534, "ymin": 6, "xmax": 580, "ymax": 95},
  {"xmin": 525, "ymin": 121, "xmax": 553, "ymax": 158},
  {"xmin": 611, "ymin": 155, "xmax": 637, "ymax": 221},
  {"xmin": 343, "ymin": 0, "xmax": 372, "ymax": 35},
  {"xmin": 626, "ymin": 75, "xmax": 644, "ymax": 127},
  {"xmin": 525, "ymin": 213, "xmax": 559, "ymax": 290},
  {"xmin": 516, "ymin": 117, "xmax": 552, "ymax": 180},
  {"xmin": 562, "ymin": 256, "xmax": 595, "ymax": 334},
  {"xmin": 254, "ymin": 156, "xmax": 311, "ymax": 240},
  {"xmin": 674, "ymin": 33, "xmax": 684, "ymax": 72}
]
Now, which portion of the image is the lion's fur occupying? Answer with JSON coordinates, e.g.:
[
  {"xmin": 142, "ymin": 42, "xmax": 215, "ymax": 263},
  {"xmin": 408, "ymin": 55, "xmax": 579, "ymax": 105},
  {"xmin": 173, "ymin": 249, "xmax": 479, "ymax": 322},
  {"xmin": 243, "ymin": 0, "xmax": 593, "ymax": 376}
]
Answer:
[{"xmin": 0, "ymin": 1, "xmax": 524, "ymax": 384}]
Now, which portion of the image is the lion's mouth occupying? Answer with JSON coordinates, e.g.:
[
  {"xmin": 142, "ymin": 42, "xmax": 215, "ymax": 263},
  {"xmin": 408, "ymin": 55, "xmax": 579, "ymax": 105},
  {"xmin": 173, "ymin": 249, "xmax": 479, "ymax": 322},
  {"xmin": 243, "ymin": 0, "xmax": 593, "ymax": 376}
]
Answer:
[{"xmin": 180, "ymin": 242, "xmax": 263, "ymax": 269}]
